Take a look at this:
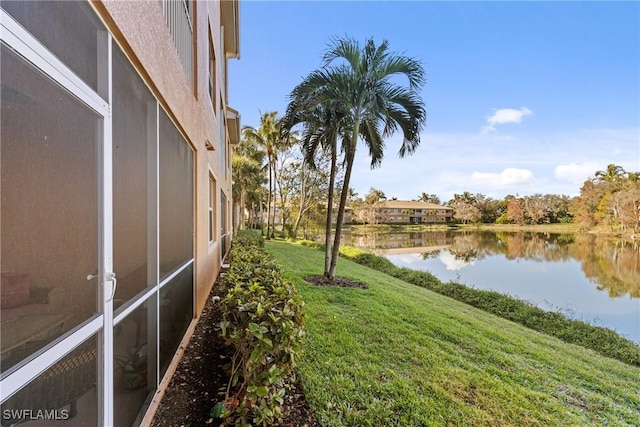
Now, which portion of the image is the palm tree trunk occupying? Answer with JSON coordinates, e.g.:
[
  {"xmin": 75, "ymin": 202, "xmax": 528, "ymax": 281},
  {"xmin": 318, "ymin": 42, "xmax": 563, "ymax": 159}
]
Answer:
[
  {"xmin": 239, "ymin": 193, "xmax": 245, "ymax": 230},
  {"xmin": 328, "ymin": 108, "xmax": 362, "ymax": 279},
  {"xmin": 292, "ymin": 160, "xmax": 308, "ymax": 239},
  {"xmin": 324, "ymin": 137, "xmax": 338, "ymax": 277},
  {"xmin": 275, "ymin": 162, "xmax": 287, "ymax": 237},
  {"xmin": 270, "ymin": 157, "xmax": 277, "ymax": 238},
  {"xmin": 266, "ymin": 154, "xmax": 272, "ymax": 239},
  {"xmin": 328, "ymin": 143, "xmax": 356, "ymax": 278}
]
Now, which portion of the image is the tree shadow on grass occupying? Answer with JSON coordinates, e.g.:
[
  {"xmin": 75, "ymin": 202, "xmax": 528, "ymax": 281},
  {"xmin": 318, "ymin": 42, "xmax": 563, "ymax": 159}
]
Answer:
[{"xmin": 305, "ymin": 275, "xmax": 369, "ymax": 289}]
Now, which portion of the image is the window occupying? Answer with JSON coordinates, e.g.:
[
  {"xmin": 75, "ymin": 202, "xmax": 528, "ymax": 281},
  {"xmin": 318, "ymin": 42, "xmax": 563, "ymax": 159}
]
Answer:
[
  {"xmin": 220, "ymin": 191, "xmax": 227, "ymax": 256},
  {"xmin": 159, "ymin": 108, "xmax": 194, "ymax": 279},
  {"xmin": 1, "ymin": 42, "xmax": 101, "ymax": 373},
  {"xmin": 208, "ymin": 25, "xmax": 216, "ymax": 110},
  {"xmin": 113, "ymin": 44, "xmax": 157, "ymax": 300},
  {"xmin": 1, "ymin": 0, "xmax": 108, "ymax": 99},
  {"xmin": 209, "ymin": 174, "xmax": 216, "ymax": 243}
]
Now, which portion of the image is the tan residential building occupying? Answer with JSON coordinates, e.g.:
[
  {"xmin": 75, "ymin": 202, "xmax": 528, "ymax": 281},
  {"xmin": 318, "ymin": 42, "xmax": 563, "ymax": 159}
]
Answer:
[
  {"xmin": 0, "ymin": 1, "xmax": 239, "ymax": 425},
  {"xmin": 351, "ymin": 200, "xmax": 454, "ymax": 224}
]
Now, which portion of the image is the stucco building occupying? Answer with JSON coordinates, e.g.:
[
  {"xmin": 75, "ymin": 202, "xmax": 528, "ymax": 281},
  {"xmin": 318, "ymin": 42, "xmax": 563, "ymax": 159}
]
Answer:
[
  {"xmin": 0, "ymin": 1, "xmax": 239, "ymax": 425},
  {"xmin": 351, "ymin": 200, "xmax": 454, "ymax": 224}
]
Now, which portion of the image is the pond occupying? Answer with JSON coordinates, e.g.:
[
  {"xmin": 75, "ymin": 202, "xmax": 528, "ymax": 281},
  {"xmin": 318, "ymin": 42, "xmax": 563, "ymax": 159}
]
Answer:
[{"xmin": 340, "ymin": 229, "xmax": 640, "ymax": 344}]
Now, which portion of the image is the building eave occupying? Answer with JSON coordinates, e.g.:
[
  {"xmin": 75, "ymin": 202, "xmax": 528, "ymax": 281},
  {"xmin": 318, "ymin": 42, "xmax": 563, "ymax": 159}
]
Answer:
[
  {"xmin": 226, "ymin": 106, "xmax": 240, "ymax": 144},
  {"xmin": 221, "ymin": 0, "xmax": 240, "ymax": 59}
]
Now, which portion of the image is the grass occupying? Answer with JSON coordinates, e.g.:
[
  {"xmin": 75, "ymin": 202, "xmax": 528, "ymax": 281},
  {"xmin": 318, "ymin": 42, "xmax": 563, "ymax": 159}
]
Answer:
[
  {"xmin": 296, "ymin": 240, "xmax": 640, "ymax": 367},
  {"xmin": 266, "ymin": 240, "xmax": 640, "ymax": 426}
]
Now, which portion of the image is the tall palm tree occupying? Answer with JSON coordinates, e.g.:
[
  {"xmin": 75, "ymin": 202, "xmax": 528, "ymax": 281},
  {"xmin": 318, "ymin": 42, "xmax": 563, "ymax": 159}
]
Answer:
[
  {"xmin": 274, "ymin": 128, "xmax": 299, "ymax": 236},
  {"xmin": 243, "ymin": 112, "xmax": 279, "ymax": 238},
  {"xmin": 286, "ymin": 37, "xmax": 427, "ymax": 279},
  {"xmin": 232, "ymin": 135, "xmax": 266, "ymax": 231},
  {"xmin": 232, "ymin": 153, "xmax": 263, "ymax": 230},
  {"xmin": 283, "ymin": 99, "xmax": 351, "ymax": 274}
]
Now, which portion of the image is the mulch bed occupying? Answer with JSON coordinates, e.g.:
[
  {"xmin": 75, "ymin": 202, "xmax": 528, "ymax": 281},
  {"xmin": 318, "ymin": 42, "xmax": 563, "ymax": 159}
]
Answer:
[{"xmin": 150, "ymin": 275, "xmax": 319, "ymax": 427}]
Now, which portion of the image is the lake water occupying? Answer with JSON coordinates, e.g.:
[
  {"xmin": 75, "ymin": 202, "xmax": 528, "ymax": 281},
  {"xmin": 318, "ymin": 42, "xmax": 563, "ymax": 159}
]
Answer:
[{"xmin": 340, "ymin": 230, "xmax": 640, "ymax": 344}]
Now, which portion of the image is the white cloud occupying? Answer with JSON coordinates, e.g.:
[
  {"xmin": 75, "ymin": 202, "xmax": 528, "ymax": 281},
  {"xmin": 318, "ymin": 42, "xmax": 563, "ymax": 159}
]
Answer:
[
  {"xmin": 470, "ymin": 168, "xmax": 535, "ymax": 188},
  {"xmin": 348, "ymin": 127, "xmax": 637, "ymax": 201},
  {"xmin": 481, "ymin": 107, "xmax": 533, "ymax": 134},
  {"xmin": 554, "ymin": 162, "xmax": 601, "ymax": 185},
  {"xmin": 439, "ymin": 251, "xmax": 473, "ymax": 271}
]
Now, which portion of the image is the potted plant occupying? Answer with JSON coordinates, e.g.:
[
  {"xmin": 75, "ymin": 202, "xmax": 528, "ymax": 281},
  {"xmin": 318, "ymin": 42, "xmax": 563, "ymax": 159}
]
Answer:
[{"xmin": 115, "ymin": 345, "xmax": 147, "ymax": 390}]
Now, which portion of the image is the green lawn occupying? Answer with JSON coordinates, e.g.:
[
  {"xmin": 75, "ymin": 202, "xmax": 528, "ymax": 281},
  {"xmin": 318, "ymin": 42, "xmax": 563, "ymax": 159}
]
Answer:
[{"xmin": 266, "ymin": 240, "xmax": 640, "ymax": 427}]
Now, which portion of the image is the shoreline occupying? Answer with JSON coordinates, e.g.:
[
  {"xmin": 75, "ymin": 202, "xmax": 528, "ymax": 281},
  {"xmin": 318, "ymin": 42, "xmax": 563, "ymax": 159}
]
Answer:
[{"xmin": 343, "ymin": 222, "xmax": 638, "ymax": 241}]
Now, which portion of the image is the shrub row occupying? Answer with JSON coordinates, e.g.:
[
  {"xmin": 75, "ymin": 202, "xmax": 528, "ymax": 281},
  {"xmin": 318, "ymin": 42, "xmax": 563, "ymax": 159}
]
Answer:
[
  {"xmin": 214, "ymin": 231, "xmax": 305, "ymax": 426},
  {"xmin": 305, "ymin": 242, "xmax": 640, "ymax": 367},
  {"xmin": 234, "ymin": 229, "xmax": 266, "ymax": 248}
]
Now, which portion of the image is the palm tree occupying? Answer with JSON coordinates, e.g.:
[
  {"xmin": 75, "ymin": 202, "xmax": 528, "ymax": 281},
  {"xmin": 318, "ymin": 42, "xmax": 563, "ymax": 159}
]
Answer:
[
  {"xmin": 626, "ymin": 171, "xmax": 639, "ymax": 182},
  {"xmin": 243, "ymin": 112, "xmax": 279, "ymax": 238},
  {"xmin": 286, "ymin": 37, "xmax": 427, "ymax": 279},
  {"xmin": 233, "ymin": 135, "xmax": 266, "ymax": 230},
  {"xmin": 418, "ymin": 192, "xmax": 441, "ymax": 205},
  {"xmin": 595, "ymin": 164, "xmax": 626, "ymax": 183},
  {"xmin": 282, "ymin": 99, "xmax": 351, "ymax": 273},
  {"xmin": 232, "ymin": 153, "xmax": 263, "ymax": 231},
  {"xmin": 274, "ymin": 128, "xmax": 299, "ymax": 236}
]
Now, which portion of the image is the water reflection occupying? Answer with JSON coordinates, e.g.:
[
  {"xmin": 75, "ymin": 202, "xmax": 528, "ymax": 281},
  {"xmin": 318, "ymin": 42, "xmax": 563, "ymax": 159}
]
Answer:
[
  {"xmin": 340, "ymin": 230, "xmax": 640, "ymax": 342},
  {"xmin": 342, "ymin": 230, "xmax": 640, "ymax": 299}
]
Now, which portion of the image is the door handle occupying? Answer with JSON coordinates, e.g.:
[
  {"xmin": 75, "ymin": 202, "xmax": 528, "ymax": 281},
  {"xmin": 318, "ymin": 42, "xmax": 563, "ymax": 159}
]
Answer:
[{"xmin": 106, "ymin": 271, "xmax": 117, "ymax": 302}]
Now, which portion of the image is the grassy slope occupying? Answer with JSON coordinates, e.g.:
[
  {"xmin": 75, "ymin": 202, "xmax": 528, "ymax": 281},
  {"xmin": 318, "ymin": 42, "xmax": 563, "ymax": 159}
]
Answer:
[{"xmin": 266, "ymin": 240, "xmax": 640, "ymax": 427}]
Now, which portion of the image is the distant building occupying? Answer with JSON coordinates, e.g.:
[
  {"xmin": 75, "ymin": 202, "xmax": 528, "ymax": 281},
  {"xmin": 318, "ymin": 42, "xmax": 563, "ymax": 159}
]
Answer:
[{"xmin": 350, "ymin": 200, "xmax": 454, "ymax": 224}]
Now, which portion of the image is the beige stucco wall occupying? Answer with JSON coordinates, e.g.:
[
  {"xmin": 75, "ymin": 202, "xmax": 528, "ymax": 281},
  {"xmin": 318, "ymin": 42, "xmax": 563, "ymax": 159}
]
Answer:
[{"xmin": 93, "ymin": 0, "xmax": 235, "ymax": 315}]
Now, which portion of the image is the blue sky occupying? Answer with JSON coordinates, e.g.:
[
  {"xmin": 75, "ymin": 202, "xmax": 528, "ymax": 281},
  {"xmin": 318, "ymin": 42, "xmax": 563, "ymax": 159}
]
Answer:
[{"xmin": 229, "ymin": 1, "xmax": 640, "ymax": 202}]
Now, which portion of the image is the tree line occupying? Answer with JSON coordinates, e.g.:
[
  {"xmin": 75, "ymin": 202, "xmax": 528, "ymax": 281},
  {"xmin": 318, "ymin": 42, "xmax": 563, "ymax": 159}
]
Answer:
[
  {"xmin": 447, "ymin": 165, "xmax": 640, "ymax": 232},
  {"xmin": 235, "ymin": 121, "xmax": 639, "ymax": 242}
]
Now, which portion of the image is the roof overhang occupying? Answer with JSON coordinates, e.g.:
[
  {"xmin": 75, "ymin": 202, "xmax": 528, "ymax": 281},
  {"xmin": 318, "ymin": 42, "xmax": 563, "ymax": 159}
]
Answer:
[
  {"xmin": 221, "ymin": 0, "xmax": 240, "ymax": 59},
  {"xmin": 226, "ymin": 106, "xmax": 241, "ymax": 144}
]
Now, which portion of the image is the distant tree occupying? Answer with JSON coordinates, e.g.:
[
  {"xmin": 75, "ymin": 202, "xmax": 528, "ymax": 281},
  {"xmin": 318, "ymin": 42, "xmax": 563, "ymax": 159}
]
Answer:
[
  {"xmin": 544, "ymin": 194, "xmax": 573, "ymax": 223},
  {"xmin": 364, "ymin": 187, "xmax": 387, "ymax": 204},
  {"xmin": 232, "ymin": 153, "xmax": 263, "ymax": 231},
  {"xmin": 524, "ymin": 194, "xmax": 547, "ymax": 224},
  {"xmin": 243, "ymin": 112, "xmax": 281, "ymax": 238},
  {"xmin": 506, "ymin": 196, "xmax": 525, "ymax": 225},
  {"xmin": 474, "ymin": 193, "xmax": 503, "ymax": 223},
  {"xmin": 573, "ymin": 164, "xmax": 638, "ymax": 231},
  {"xmin": 574, "ymin": 180, "xmax": 606, "ymax": 227},
  {"xmin": 358, "ymin": 187, "xmax": 387, "ymax": 225},
  {"xmin": 449, "ymin": 193, "xmax": 481, "ymax": 224},
  {"xmin": 288, "ymin": 149, "xmax": 335, "ymax": 238},
  {"xmin": 595, "ymin": 164, "xmax": 626, "ymax": 184},
  {"xmin": 233, "ymin": 134, "xmax": 266, "ymax": 230},
  {"xmin": 418, "ymin": 192, "xmax": 441, "ymax": 205}
]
